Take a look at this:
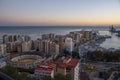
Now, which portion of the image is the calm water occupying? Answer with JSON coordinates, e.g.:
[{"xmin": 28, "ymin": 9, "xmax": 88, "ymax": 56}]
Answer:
[
  {"xmin": 0, "ymin": 26, "xmax": 120, "ymax": 49},
  {"xmin": 100, "ymin": 31, "xmax": 120, "ymax": 49}
]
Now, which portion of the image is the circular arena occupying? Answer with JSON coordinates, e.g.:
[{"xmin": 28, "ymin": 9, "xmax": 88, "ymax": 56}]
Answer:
[{"xmin": 10, "ymin": 55, "xmax": 43, "ymax": 69}]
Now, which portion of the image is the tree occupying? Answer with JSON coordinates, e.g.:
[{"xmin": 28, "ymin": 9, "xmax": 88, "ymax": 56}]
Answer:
[
  {"xmin": 54, "ymin": 73, "xmax": 66, "ymax": 80},
  {"xmin": 54, "ymin": 73, "xmax": 71, "ymax": 80},
  {"xmin": 66, "ymin": 74, "xmax": 72, "ymax": 80},
  {"xmin": 0, "ymin": 65, "xmax": 19, "ymax": 80},
  {"xmin": 0, "ymin": 65, "xmax": 35, "ymax": 80},
  {"xmin": 72, "ymin": 51, "xmax": 80, "ymax": 59},
  {"xmin": 42, "ymin": 76, "xmax": 53, "ymax": 80},
  {"xmin": 63, "ymin": 49, "xmax": 70, "ymax": 56},
  {"xmin": 87, "ymin": 50, "xmax": 120, "ymax": 62}
]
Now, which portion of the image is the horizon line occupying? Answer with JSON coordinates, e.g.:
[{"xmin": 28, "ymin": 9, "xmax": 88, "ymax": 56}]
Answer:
[{"xmin": 0, "ymin": 25, "xmax": 120, "ymax": 27}]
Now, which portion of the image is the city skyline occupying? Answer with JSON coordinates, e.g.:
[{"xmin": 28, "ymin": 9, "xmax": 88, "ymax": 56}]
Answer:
[{"xmin": 0, "ymin": 0, "xmax": 120, "ymax": 26}]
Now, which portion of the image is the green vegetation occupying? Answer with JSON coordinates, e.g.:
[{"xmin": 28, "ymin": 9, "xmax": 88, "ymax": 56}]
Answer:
[
  {"xmin": 63, "ymin": 49, "xmax": 80, "ymax": 59},
  {"xmin": 82, "ymin": 64, "xmax": 99, "ymax": 72},
  {"xmin": 63, "ymin": 49, "xmax": 71, "ymax": 56},
  {"xmin": 42, "ymin": 74, "xmax": 72, "ymax": 80},
  {"xmin": 87, "ymin": 50, "xmax": 120, "ymax": 62},
  {"xmin": 0, "ymin": 65, "xmax": 35, "ymax": 80},
  {"xmin": 0, "ymin": 66, "xmax": 72, "ymax": 80},
  {"xmin": 72, "ymin": 51, "xmax": 80, "ymax": 59},
  {"xmin": 42, "ymin": 76, "xmax": 52, "ymax": 80},
  {"xmin": 18, "ymin": 68, "xmax": 34, "ymax": 74},
  {"xmin": 54, "ymin": 74, "xmax": 71, "ymax": 80}
]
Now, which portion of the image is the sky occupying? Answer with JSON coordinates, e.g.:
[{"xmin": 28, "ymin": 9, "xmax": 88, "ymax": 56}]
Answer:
[{"xmin": 0, "ymin": 0, "xmax": 120, "ymax": 26}]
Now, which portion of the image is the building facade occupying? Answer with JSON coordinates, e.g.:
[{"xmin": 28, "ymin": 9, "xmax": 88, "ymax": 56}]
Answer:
[
  {"xmin": 0, "ymin": 44, "xmax": 7, "ymax": 57},
  {"xmin": 34, "ymin": 61, "xmax": 54, "ymax": 80},
  {"xmin": 54, "ymin": 57, "xmax": 80, "ymax": 80},
  {"xmin": 65, "ymin": 37, "xmax": 73, "ymax": 52}
]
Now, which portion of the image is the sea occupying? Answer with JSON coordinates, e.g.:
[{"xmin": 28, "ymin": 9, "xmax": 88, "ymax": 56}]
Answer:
[{"xmin": 0, "ymin": 26, "xmax": 120, "ymax": 49}]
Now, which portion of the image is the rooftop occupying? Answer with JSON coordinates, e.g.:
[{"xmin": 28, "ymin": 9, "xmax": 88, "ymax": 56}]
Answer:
[
  {"xmin": 55, "ymin": 57, "xmax": 80, "ymax": 68},
  {"xmin": 35, "ymin": 61, "xmax": 54, "ymax": 73}
]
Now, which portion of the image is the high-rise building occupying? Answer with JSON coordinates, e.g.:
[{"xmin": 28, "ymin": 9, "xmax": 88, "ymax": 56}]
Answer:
[
  {"xmin": 69, "ymin": 32, "xmax": 76, "ymax": 40},
  {"xmin": 3, "ymin": 35, "xmax": 31, "ymax": 43},
  {"xmin": 13, "ymin": 35, "xmax": 19, "ymax": 42},
  {"xmin": 3, "ymin": 35, "xmax": 9, "ymax": 43},
  {"xmin": 76, "ymin": 33, "xmax": 82, "ymax": 43},
  {"xmin": 82, "ymin": 31, "xmax": 92, "ymax": 41},
  {"xmin": 42, "ymin": 40, "xmax": 50, "ymax": 54},
  {"xmin": 42, "ymin": 40, "xmax": 59, "ymax": 55},
  {"xmin": 22, "ymin": 41, "xmax": 32, "ymax": 52},
  {"xmin": 6, "ymin": 42, "xmax": 21, "ymax": 53},
  {"xmin": 55, "ymin": 35, "xmax": 65, "ymax": 53},
  {"xmin": 17, "ymin": 42, "xmax": 22, "ymax": 53},
  {"xmin": 49, "ymin": 41, "xmax": 59, "ymax": 58},
  {"xmin": 42, "ymin": 33, "xmax": 55, "ymax": 40},
  {"xmin": 24, "ymin": 35, "xmax": 31, "ymax": 42},
  {"xmin": 37, "ymin": 39, "xmax": 43, "ymax": 52},
  {"xmin": 0, "ymin": 44, "xmax": 7, "ymax": 57},
  {"xmin": 65, "ymin": 37, "xmax": 73, "ymax": 52},
  {"xmin": 49, "ymin": 42, "xmax": 59, "ymax": 54},
  {"xmin": 33, "ymin": 39, "xmax": 43, "ymax": 51},
  {"xmin": 8, "ymin": 35, "xmax": 12, "ymax": 42},
  {"xmin": 7, "ymin": 42, "xmax": 17, "ymax": 52},
  {"xmin": 33, "ymin": 40, "xmax": 39, "ymax": 51}
]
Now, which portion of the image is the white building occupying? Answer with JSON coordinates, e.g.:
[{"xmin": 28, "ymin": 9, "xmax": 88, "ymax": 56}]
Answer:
[
  {"xmin": 76, "ymin": 33, "xmax": 82, "ymax": 43},
  {"xmin": 22, "ymin": 41, "xmax": 32, "ymax": 52},
  {"xmin": 42, "ymin": 40, "xmax": 59, "ymax": 54},
  {"xmin": 65, "ymin": 37, "xmax": 73, "ymax": 52},
  {"xmin": 0, "ymin": 44, "xmax": 7, "ymax": 57},
  {"xmin": 42, "ymin": 40, "xmax": 50, "ymax": 54}
]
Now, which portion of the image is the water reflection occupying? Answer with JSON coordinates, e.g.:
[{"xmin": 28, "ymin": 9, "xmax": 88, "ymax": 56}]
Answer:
[{"xmin": 100, "ymin": 31, "xmax": 120, "ymax": 49}]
